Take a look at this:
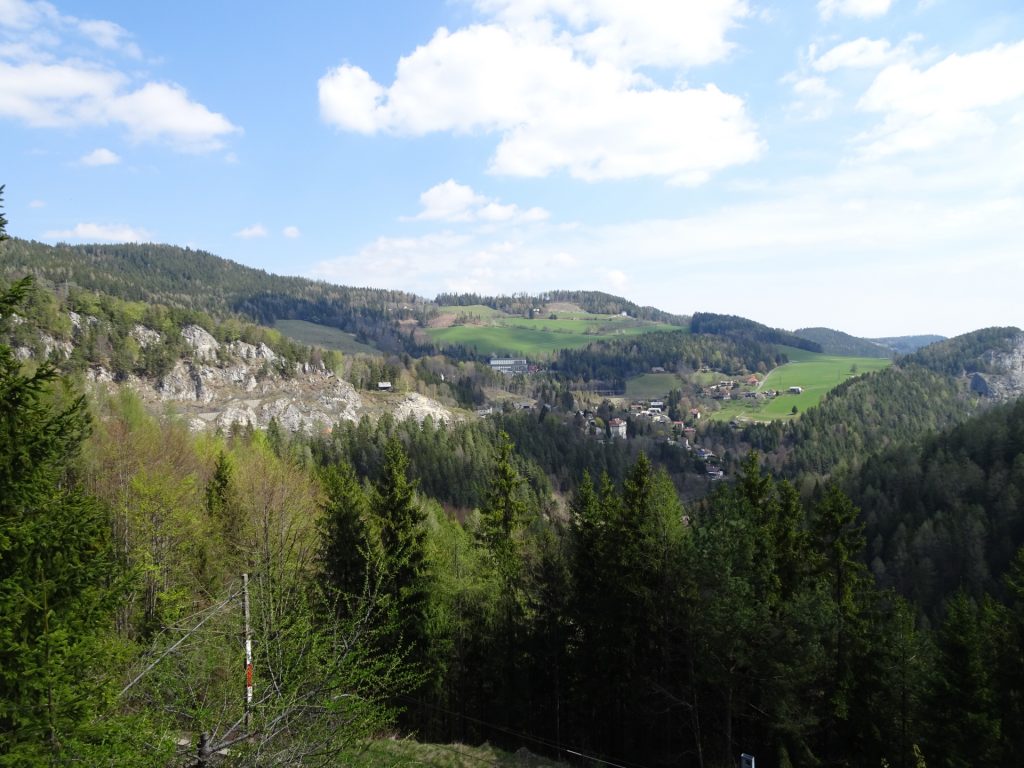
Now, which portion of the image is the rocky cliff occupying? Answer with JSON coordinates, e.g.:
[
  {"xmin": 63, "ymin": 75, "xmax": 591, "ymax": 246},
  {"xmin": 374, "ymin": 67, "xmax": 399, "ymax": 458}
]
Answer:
[
  {"xmin": 969, "ymin": 332, "xmax": 1024, "ymax": 401},
  {"xmin": 69, "ymin": 322, "xmax": 457, "ymax": 432}
]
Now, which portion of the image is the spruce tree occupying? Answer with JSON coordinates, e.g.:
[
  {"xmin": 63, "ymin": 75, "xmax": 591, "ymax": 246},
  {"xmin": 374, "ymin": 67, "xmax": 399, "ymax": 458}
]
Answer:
[
  {"xmin": 371, "ymin": 438, "xmax": 428, "ymax": 654},
  {"xmin": 0, "ymin": 278, "xmax": 124, "ymax": 761},
  {"xmin": 319, "ymin": 461, "xmax": 371, "ymax": 610}
]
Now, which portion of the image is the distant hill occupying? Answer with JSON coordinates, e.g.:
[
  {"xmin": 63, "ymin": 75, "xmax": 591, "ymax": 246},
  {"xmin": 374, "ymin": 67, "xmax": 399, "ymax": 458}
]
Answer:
[
  {"xmin": 870, "ymin": 334, "xmax": 946, "ymax": 354},
  {"xmin": 794, "ymin": 327, "xmax": 891, "ymax": 358},
  {"xmin": 691, "ymin": 312, "xmax": 822, "ymax": 353},
  {"xmin": 1, "ymin": 238, "xmax": 429, "ymax": 354},
  {"xmin": 900, "ymin": 327, "xmax": 1023, "ymax": 375}
]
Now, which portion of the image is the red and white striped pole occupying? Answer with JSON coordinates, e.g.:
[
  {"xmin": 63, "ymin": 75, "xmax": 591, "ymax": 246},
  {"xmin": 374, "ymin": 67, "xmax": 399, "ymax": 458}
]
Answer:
[{"xmin": 243, "ymin": 572, "xmax": 252, "ymax": 733}]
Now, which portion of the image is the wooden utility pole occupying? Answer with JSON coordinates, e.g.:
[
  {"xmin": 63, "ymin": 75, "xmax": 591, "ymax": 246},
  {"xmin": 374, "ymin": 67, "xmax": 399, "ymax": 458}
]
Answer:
[{"xmin": 243, "ymin": 572, "xmax": 253, "ymax": 734}]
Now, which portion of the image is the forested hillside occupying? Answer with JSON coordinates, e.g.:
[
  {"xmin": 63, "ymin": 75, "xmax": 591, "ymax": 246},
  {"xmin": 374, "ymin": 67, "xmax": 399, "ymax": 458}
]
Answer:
[
  {"xmin": 690, "ymin": 312, "xmax": 822, "ymax": 353},
  {"xmin": 852, "ymin": 397, "xmax": 1024, "ymax": 615},
  {"xmin": 700, "ymin": 328, "xmax": 1023, "ymax": 485},
  {"xmin": 551, "ymin": 329, "xmax": 789, "ymax": 391},
  {"xmin": 794, "ymin": 326, "xmax": 891, "ymax": 358},
  {"xmin": 1, "ymin": 238, "xmax": 430, "ymax": 354}
]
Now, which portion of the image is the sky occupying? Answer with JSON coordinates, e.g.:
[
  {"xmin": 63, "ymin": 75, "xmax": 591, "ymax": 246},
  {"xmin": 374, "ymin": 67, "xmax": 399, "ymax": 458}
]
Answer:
[{"xmin": 2, "ymin": 0, "xmax": 1023, "ymax": 338}]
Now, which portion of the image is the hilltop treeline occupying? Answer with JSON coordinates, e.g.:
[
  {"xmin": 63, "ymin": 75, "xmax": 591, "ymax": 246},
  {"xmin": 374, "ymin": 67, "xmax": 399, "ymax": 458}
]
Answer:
[
  {"xmin": 794, "ymin": 326, "xmax": 892, "ymax": 358},
  {"xmin": 434, "ymin": 289, "xmax": 690, "ymax": 326},
  {"xmin": 1, "ymin": 238, "xmax": 432, "ymax": 354},
  {"xmin": 902, "ymin": 326, "xmax": 1022, "ymax": 376},
  {"xmin": 691, "ymin": 311, "xmax": 823, "ymax": 353}
]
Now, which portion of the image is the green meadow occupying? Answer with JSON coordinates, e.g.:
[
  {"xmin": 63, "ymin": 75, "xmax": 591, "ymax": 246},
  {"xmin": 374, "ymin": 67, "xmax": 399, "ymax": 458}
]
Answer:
[
  {"xmin": 437, "ymin": 304, "xmax": 509, "ymax": 318},
  {"xmin": 426, "ymin": 311, "xmax": 680, "ymax": 356},
  {"xmin": 625, "ymin": 372, "xmax": 684, "ymax": 400},
  {"xmin": 707, "ymin": 347, "xmax": 891, "ymax": 423}
]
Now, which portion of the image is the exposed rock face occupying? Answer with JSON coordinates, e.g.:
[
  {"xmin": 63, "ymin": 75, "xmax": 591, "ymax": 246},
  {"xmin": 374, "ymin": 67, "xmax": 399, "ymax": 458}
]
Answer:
[
  {"xmin": 131, "ymin": 324, "xmax": 161, "ymax": 348},
  {"xmin": 393, "ymin": 392, "xmax": 453, "ymax": 425},
  {"xmin": 144, "ymin": 356, "xmax": 367, "ymax": 430},
  {"xmin": 225, "ymin": 340, "xmax": 276, "ymax": 361},
  {"xmin": 181, "ymin": 325, "xmax": 220, "ymax": 360},
  {"xmin": 975, "ymin": 333, "xmax": 1024, "ymax": 401},
  {"xmin": 40, "ymin": 333, "xmax": 73, "ymax": 358},
  {"xmin": 20, "ymin": 320, "xmax": 458, "ymax": 433}
]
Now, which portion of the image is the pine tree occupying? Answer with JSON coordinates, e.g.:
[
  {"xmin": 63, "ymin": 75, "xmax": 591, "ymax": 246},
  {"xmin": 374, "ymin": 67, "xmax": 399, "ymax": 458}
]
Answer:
[
  {"xmin": 319, "ymin": 461, "xmax": 371, "ymax": 610},
  {"xmin": 0, "ymin": 184, "xmax": 8, "ymax": 241},
  {"xmin": 0, "ymin": 278, "xmax": 125, "ymax": 761},
  {"xmin": 371, "ymin": 438, "xmax": 428, "ymax": 654}
]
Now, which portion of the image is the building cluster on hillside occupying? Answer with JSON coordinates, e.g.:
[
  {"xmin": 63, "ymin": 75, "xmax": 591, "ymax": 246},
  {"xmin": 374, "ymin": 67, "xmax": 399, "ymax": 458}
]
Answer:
[
  {"xmin": 568, "ymin": 398, "xmax": 723, "ymax": 480},
  {"xmin": 489, "ymin": 357, "xmax": 529, "ymax": 375}
]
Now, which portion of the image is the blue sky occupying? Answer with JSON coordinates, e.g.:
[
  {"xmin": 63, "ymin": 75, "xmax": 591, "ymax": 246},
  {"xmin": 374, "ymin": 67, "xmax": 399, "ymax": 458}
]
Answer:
[{"xmin": 2, "ymin": 0, "xmax": 1023, "ymax": 337}]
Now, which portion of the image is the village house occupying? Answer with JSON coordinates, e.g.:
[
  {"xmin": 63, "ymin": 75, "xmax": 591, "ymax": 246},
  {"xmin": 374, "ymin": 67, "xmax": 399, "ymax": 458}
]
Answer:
[
  {"xmin": 490, "ymin": 357, "xmax": 529, "ymax": 375},
  {"xmin": 608, "ymin": 417, "xmax": 627, "ymax": 439}
]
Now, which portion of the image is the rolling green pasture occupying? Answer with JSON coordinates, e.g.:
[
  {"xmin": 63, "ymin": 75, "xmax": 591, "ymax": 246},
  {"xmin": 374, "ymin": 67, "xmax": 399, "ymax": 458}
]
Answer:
[
  {"xmin": 625, "ymin": 372, "xmax": 683, "ymax": 400},
  {"xmin": 708, "ymin": 348, "xmax": 891, "ymax": 423},
  {"xmin": 273, "ymin": 319, "xmax": 381, "ymax": 355},
  {"xmin": 426, "ymin": 312, "xmax": 680, "ymax": 356},
  {"xmin": 437, "ymin": 304, "xmax": 509, "ymax": 318}
]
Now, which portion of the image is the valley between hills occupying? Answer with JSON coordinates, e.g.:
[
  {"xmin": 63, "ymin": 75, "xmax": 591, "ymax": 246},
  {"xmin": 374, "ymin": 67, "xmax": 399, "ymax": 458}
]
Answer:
[{"xmin": 4, "ymin": 234, "xmax": 1024, "ymax": 767}]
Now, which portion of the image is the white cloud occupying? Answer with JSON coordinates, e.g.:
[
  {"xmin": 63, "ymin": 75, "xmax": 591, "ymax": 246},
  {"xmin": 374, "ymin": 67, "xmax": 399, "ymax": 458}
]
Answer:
[
  {"xmin": 0, "ymin": 2, "xmax": 238, "ymax": 152},
  {"xmin": 282, "ymin": 225, "xmax": 301, "ymax": 238},
  {"xmin": 474, "ymin": 0, "xmax": 751, "ymax": 69},
  {"xmin": 856, "ymin": 40, "xmax": 1024, "ymax": 157},
  {"xmin": 79, "ymin": 147, "xmax": 119, "ymax": 166},
  {"xmin": 105, "ymin": 82, "xmax": 238, "ymax": 152},
  {"xmin": 76, "ymin": 19, "xmax": 141, "ymax": 58},
  {"xmin": 235, "ymin": 224, "xmax": 267, "ymax": 239},
  {"xmin": 817, "ymin": 0, "xmax": 892, "ymax": 21},
  {"xmin": 0, "ymin": 0, "xmax": 58, "ymax": 31},
  {"xmin": 812, "ymin": 37, "xmax": 913, "ymax": 71},
  {"xmin": 319, "ymin": 8, "xmax": 762, "ymax": 183},
  {"xmin": 785, "ymin": 75, "xmax": 840, "ymax": 120},
  {"xmin": 28, "ymin": 199, "xmax": 45, "ymax": 207},
  {"xmin": 44, "ymin": 221, "xmax": 149, "ymax": 242},
  {"xmin": 408, "ymin": 179, "xmax": 549, "ymax": 223},
  {"xmin": 412, "ymin": 180, "xmax": 485, "ymax": 222}
]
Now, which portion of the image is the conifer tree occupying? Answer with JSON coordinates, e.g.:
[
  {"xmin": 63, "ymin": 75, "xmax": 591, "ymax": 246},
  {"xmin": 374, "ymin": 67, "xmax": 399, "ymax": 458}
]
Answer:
[
  {"xmin": 0, "ymin": 184, "xmax": 8, "ymax": 240},
  {"xmin": 0, "ymin": 278, "xmax": 125, "ymax": 761},
  {"xmin": 371, "ymin": 438, "xmax": 428, "ymax": 654},
  {"xmin": 319, "ymin": 460, "xmax": 371, "ymax": 609}
]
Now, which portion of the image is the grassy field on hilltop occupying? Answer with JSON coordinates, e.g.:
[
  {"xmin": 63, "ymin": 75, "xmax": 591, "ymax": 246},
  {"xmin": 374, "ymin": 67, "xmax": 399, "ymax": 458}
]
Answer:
[
  {"xmin": 708, "ymin": 347, "xmax": 892, "ymax": 423},
  {"xmin": 437, "ymin": 304, "xmax": 510, "ymax": 318},
  {"xmin": 625, "ymin": 372, "xmax": 684, "ymax": 400},
  {"xmin": 426, "ymin": 310, "xmax": 680, "ymax": 356},
  {"xmin": 274, "ymin": 319, "xmax": 382, "ymax": 355}
]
